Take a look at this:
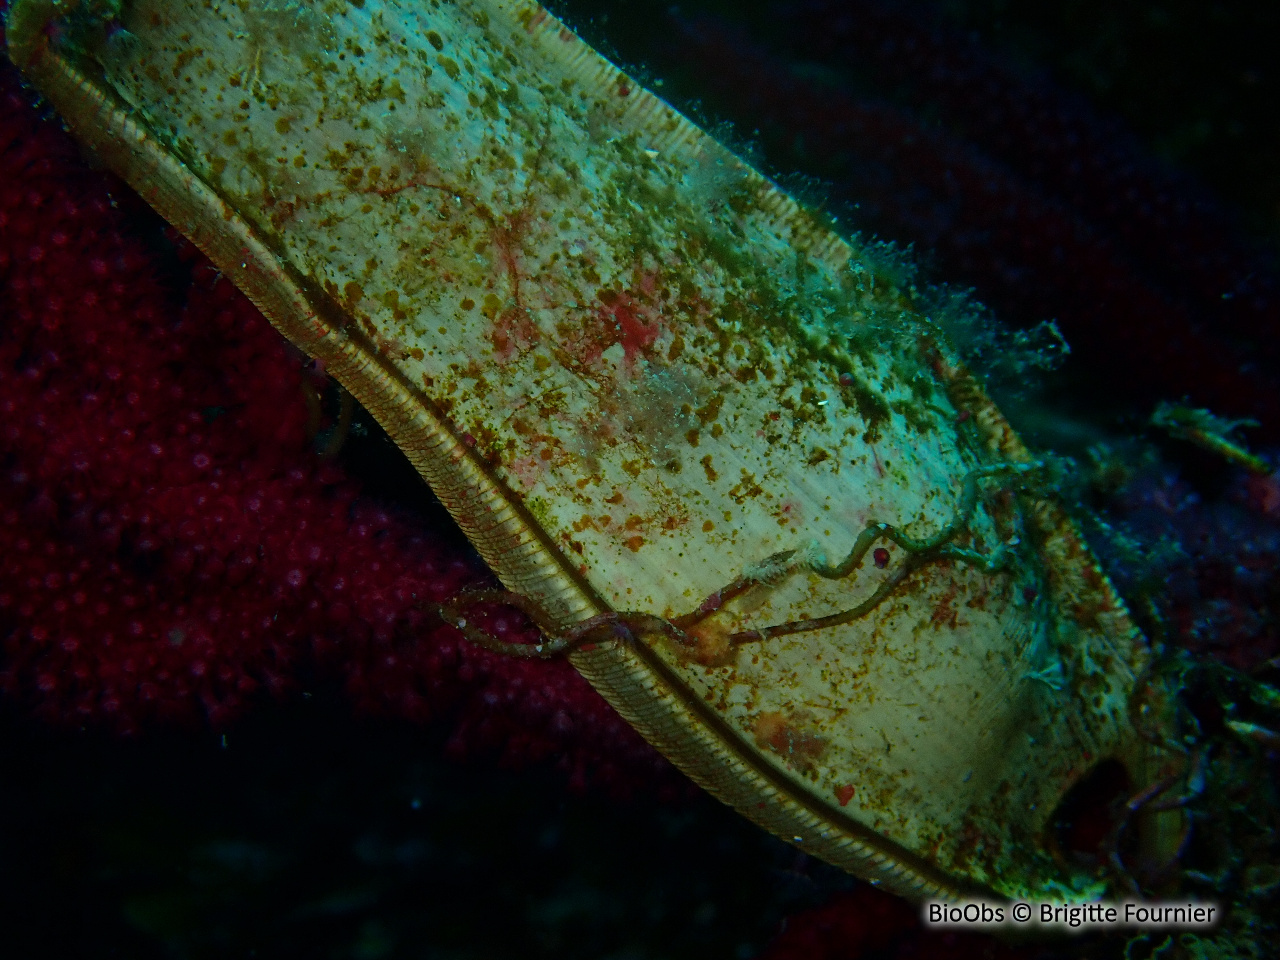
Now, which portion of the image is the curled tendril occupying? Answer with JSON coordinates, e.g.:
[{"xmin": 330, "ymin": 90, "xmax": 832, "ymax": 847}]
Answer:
[
  {"xmin": 1105, "ymin": 745, "xmax": 1208, "ymax": 896},
  {"xmin": 437, "ymin": 461, "xmax": 1042, "ymax": 658},
  {"xmin": 687, "ymin": 461, "xmax": 1040, "ymax": 646},
  {"xmin": 437, "ymin": 590, "xmax": 691, "ymax": 659}
]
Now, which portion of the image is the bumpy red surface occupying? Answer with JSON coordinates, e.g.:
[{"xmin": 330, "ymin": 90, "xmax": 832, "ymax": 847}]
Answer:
[{"xmin": 0, "ymin": 59, "xmax": 673, "ymax": 797}]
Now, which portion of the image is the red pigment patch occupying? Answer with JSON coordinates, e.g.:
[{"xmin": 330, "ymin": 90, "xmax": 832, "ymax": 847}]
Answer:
[
  {"xmin": 482, "ymin": 210, "xmax": 539, "ymax": 363},
  {"xmin": 489, "ymin": 304, "xmax": 539, "ymax": 363},
  {"xmin": 752, "ymin": 711, "xmax": 827, "ymax": 772},
  {"xmin": 929, "ymin": 583, "xmax": 961, "ymax": 629},
  {"xmin": 683, "ymin": 617, "xmax": 735, "ymax": 667},
  {"xmin": 585, "ymin": 287, "xmax": 662, "ymax": 366},
  {"xmin": 834, "ymin": 784, "xmax": 856, "ymax": 806}
]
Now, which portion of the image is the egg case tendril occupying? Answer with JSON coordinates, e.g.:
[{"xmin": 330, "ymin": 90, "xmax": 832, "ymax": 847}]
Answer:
[{"xmin": 442, "ymin": 461, "xmax": 1045, "ymax": 658}]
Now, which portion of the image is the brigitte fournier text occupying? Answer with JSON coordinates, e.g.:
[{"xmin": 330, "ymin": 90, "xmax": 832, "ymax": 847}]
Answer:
[{"xmin": 924, "ymin": 900, "xmax": 1219, "ymax": 931}]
